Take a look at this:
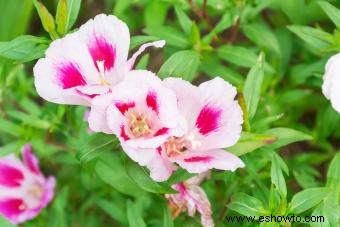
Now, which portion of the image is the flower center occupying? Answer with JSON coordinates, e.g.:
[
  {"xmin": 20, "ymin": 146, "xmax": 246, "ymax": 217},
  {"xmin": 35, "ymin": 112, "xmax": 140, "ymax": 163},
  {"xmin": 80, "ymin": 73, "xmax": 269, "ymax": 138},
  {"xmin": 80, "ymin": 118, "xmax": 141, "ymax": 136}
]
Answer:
[
  {"xmin": 28, "ymin": 184, "xmax": 44, "ymax": 200},
  {"xmin": 127, "ymin": 111, "xmax": 152, "ymax": 137},
  {"xmin": 96, "ymin": 60, "xmax": 111, "ymax": 86},
  {"xmin": 164, "ymin": 133, "xmax": 202, "ymax": 157},
  {"xmin": 20, "ymin": 183, "xmax": 44, "ymax": 211}
]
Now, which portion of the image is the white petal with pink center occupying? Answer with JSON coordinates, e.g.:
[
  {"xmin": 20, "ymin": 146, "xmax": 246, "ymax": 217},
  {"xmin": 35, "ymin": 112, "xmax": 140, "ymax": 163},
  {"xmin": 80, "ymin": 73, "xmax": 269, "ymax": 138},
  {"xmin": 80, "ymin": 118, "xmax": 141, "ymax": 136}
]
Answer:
[
  {"xmin": 322, "ymin": 53, "xmax": 340, "ymax": 113},
  {"xmin": 34, "ymin": 14, "xmax": 165, "ymax": 106},
  {"xmin": 147, "ymin": 77, "xmax": 245, "ymax": 179},
  {"xmin": 0, "ymin": 144, "xmax": 55, "ymax": 224},
  {"xmin": 88, "ymin": 70, "xmax": 183, "ymax": 165}
]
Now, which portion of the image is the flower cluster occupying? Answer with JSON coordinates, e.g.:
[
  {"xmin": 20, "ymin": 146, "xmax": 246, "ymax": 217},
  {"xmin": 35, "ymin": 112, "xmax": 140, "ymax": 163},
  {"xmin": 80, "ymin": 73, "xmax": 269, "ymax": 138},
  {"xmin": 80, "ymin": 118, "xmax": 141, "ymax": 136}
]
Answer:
[
  {"xmin": 0, "ymin": 145, "xmax": 55, "ymax": 224},
  {"xmin": 34, "ymin": 14, "xmax": 245, "ymax": 183}
]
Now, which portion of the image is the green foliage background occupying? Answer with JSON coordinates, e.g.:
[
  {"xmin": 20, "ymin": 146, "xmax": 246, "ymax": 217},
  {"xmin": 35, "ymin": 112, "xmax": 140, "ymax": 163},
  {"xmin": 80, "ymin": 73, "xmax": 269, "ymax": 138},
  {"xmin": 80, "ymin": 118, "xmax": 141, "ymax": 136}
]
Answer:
[{"xmin": 0, "ymin": 0, "xmax": 339, "ymax": 226}]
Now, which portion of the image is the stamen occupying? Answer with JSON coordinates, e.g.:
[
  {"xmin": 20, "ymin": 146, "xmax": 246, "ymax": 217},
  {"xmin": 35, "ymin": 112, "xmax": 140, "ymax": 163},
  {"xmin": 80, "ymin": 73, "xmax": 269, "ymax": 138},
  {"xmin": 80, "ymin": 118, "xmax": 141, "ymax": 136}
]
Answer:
[
  {"xmin": 127, "ymin": 111, "xmax": 152, "ymax": 137},
  {"xmin": 96, "ymin": 60, "xmax": 110, "ymax": 86}
]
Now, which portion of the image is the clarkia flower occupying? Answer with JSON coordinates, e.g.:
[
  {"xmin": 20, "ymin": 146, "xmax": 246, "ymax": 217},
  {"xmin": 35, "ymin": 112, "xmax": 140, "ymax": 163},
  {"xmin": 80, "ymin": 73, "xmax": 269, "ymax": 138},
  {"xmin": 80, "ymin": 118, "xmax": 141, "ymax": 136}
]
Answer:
[
  {"xmin": 165, "ymin": 172, "xmax": 214, "ymax": 227},
  {"xmin": 34, "ymin": 14, "xmax": 164, "ymax": 106},
  {"xmin": 147, "ymin": 77, "xmax": 245, "ymax": 181},
  {"xmin": 88, "ymin": 70, "xmax": 182, "ymax": 165},
  {"xmin": 322, "ymin": 53, "xmax": 340, "ymax": 113},
  {"xmin": 0, "ymin": 144, "xmax": 55, "ymax": 224}
]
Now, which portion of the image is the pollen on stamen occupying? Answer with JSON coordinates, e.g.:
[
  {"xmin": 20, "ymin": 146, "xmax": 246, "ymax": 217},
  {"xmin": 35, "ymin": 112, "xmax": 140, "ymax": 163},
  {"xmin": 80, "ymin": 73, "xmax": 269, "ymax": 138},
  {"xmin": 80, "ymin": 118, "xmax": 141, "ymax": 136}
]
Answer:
[{"xmin": 96, "ymin": 60, "xmax": 110, "ymax": 86}]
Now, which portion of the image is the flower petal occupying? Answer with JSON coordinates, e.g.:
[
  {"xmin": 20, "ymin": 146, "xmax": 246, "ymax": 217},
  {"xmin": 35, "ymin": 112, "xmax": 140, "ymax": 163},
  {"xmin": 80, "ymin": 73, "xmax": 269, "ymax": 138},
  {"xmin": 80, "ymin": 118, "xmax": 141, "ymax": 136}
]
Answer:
[
  {"xmin": 0, "ymin": 198, "xmax": 25, "ymax": 224},
  {"xmin": 322, "ymin": 53, "xmax": 340, "ymax": 112},
  {"xmin": 0, "ymin": 163, "xmax": 24, "ymax": 188},
  {"xmin": 172, "ymin": 149, "xmax": 245, "ymax": 173},
  {"xmin": 22, "ymin": 144, "xmax": 40, "ymax": 175},
  {"xmin": 146, "ymin": 151, "xmax": 175, "ymax": 182}
]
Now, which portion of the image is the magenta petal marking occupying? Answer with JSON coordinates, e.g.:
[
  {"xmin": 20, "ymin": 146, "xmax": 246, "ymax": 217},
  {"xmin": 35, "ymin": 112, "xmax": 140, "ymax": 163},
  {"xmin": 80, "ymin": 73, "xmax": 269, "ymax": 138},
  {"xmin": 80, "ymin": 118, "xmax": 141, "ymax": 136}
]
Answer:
[
  {"xmin": 120, "ymin": 125, "xmax": 130, "ymax": 141},
  {"xmin": 146, "ymin": 90, "xmax": 158, "ymax": 113},
  {"xmin": 0, "ymin": 199, "xmax": 24, "ymax": 219},
  {"xmin": 0, "ymin": 164, "xmax": 24, "ymax": 187},
  {"xmin": 115, "ymin": 101, "xmax": 135, "ymax": 115},
  {"xmin": 57, "ymin": 63, "xmax": 87, "ymax": 89},
  {"xmin": 22, "ymin": 144, "xmax": 40, "ymax": 175},
  {"xmin": 89, "ymin": 36, "xmax": 116, "ymax": 71},
  {"xmin": 195, "ymin": 105, "xmax": 222, "ymax": 135},
  {"xmin": 154, "ymin": 127, "xmax": 169, "ymax": 136},
  {"xmin": 184, "ymin": 156, "xmax": 213, "ymax": 163}
]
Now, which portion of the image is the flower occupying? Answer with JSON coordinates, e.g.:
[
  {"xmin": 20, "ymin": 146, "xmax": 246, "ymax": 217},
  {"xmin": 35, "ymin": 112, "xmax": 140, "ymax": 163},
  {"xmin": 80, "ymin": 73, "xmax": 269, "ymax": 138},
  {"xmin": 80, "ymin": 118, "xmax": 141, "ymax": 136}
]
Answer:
[
  {"xmin": 88, "ymin": 70, "xmax": 182, "ymax": 166},
  {"xmin": 165, "ymin": 172, "xmax": 214, "ymax": 227},
  {"xmin": 146, "ymin": 77, "xmax": 245, "ymax": 181},
  {"xmin": 34, "ymin": 14, "xmax": 165, "ymax": 106},
  {"xmin": 0, "ymin": 144, "xmax": 55, "ymax": 224},
  {"xmin": 322, "ymin": 53, "xmax": 340, "ymax": 113}
]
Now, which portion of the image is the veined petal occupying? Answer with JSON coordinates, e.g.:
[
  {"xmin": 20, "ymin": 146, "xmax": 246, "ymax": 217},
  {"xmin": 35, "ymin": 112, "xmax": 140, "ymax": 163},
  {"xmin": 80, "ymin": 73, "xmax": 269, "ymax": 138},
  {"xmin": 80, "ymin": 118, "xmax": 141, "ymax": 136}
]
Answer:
[
  {"xmin": 146, "ymin": 151, "xmax": 175, "ymax": 182},
  {"xmin": 172, "ymin": 149, "xmax": 245, "ymax": 173},
  {"xmin": 0, "ymin": 164, "xmax": 24, "ymax": 188},
  {"xmin": 22, "ymin": 144, "xmax": 40, "ymax": 175},
  {"xmin": 0, "ymin": 198, "xmax": 25, "ymax": 224}
]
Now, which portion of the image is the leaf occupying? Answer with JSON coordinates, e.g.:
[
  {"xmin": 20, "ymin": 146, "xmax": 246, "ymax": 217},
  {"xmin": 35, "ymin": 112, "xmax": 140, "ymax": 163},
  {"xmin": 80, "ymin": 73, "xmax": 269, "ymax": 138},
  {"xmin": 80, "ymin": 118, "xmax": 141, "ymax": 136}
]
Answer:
[
  {"xmin": 56, "ymin": 0, "xmax": 68, "ymax": 35},
  {"xmin": 130, "ymin": 35, "xmax": 160, "ymax": 50},
  {"xmin": 0, "ymin": 35, "xmax": 48, "ymax": 61},
  {"xmin": 167, "ymin": 169, "xmax": 194, "ymax": 185},
  {"xmin": 97, "ymin": 199, "xmax": 127, "ymax": 225},
  {"xmin": 33, "ymin": 0, "xmax": 58, "ymax": 39},
  {"xmin": 243, "ymin": 23, "xmax": 281, "ymax": 56},
  {"xmin": 159, "ymin": 50, "xmax": 200, "ymax": 81},
  {"xmin": 271, "ymin": 154, "xmax": 287, "ymax": 198},
  {"xmin": 48, "ymin": 187, "xmax": 68, "ymax": 227},
  {"xmin": 228, "ymin": 132, "xmax": 277, "ymax": 156},
  {"xmin": 326, "ymin": 152, "xmax": 340, "ymax": 193},
  {"xmin": 95, "ymin": 154, "xmax": 145, "ymax": 197},
  {"xmin": 0, "ymin": 118, "xmax": 21, "ymax": 136},
  {"xmin": 243, "ymin": 52, "xmax": 265, "ymax": 120},
  {"xmin": 174, "ymin": 6, "xmax": 192, "ymax": 34},
  {"xmin": 288, "ymin": 188, "xmax": 328, "ymax": 214},
  {"xmin": 0, "ymin": 215, "xmax": 15, "ymax": 227},
  {"xmin": 264, "ymin": 127, "xmax": 313, "ymax": 149},
  {"xmin": 287, "ymin": 25, "xmax": 332, "ymax": 51},
  {"xmin": 125, "ymin": 159, "xmax": 176, "ymax": 194},
  {"xmin": 75, "ymin": 133, "xmax": 116, "ymax": 164},
  {"xmin": 126, "ymin": 200, "xmax": 147, "ymax": 227},
  {"xmin": 144, "ymin": 26, "xmax": 190, "ymax": 49},
  {"xmin": 318, "ymin": 1, "xmax": 340, "ymax": 28},
  {"xmin": 163, "ymin": 207, "xmax": 174, "ymax": 227},
  {"xmin": 66, "ymin": 0, "xmax": 81, "ymax": 31},
  {"xmin": 228, "ymin": 192, "xmax": 268, "ymax": 217}
]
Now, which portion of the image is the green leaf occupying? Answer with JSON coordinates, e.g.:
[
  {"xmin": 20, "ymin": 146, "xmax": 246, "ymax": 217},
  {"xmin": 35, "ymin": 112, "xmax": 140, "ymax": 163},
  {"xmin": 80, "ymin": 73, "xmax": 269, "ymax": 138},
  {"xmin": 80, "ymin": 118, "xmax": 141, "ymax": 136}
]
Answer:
[
  {"xmin": 243, "ymin": 52, "xmax": 265, "ymax": 120},
  {"xmin": 326, "ymin": 152, "xmax": 340, "ymax": 193},
  {"xmin": 271, "ymin": 153, "xmax": 287, "ymax": 198},
  {"xmin": 0, "ymin": 118, "xmax": 21, "ymax": 136},
  {"xmin": 125, "ymin": 159, "xmax": 176, "ymax": 194},
  {"xmin": 174, "ymin": 6, "xmax": 192, "ymax": 34},
  {"xmin": 0, "ymin": 215, "xmax": 15, "ymax": 227},
  {"xmin": 126, "ymin": 200, "xmax": 147, "ymax": 227},
  {"xmin": 158, "ymin": 50, "xmax": 200, "ymax": 81},
  {"xmin": 48, "ymin": 187, "xmax": 68, "ymax": 227},
  {"xmin": 288, "ymin": 188, "xmax": 328, "ymax": 214},
  {"xmin": 130, "ymin": 35, "xmax": 160, "ymax": 50},
  {"xmin": 144, "ymin": 0, "xmax": 168, "ymax": 29},
  {"xmin": 228, "ymin": 132, "xmax": 277, "ymax": 156},
  {"xmin": 264, "ymin": 127, "xmax": 313, "ymax": 149},
  {"xmin": 66, "ymin": 0, "xmax": 81, "ymax": 31},
  {"xmin": 144, "ymin": 26, "xmax": 190, "ymax": 49},
  {"xmin": 33, "ymin": 0, "xmax": 58, "ymax": 39},
  {"xmin": 287, "ymin": 25, "xmax": 333, "ymax": 51},
  {"xmin": 56, "ymin": 0, "xmax": 67, "ymax": 35},
  {"xmin": 318, "ymin": 1, "xmax": 340, "ymax": 28},
  {"xmin": 75, "ymin": 133, "xmax": 116, "ymax": 164},
  {"xmin": 163, "ymin": 207, "xmax": 174, "ymax": 227},
  {"xmin": 316, "ymin": 105, "xmax": 340, "ymax": 140},
  {"xmin": 167, "ymin": 169, "xmax": 194, "ymax": 185},
  {"xmin": 95, "ymin": 154, "xmax": 145, "ymax": 197},
  {"xmin": 97, "ymin": 199, "xmax": 127, "ymax": 225},
  {"xmin": 243, "ymin": 23, "xmax": 281, "ymax": 56},
  {"xmin": 228, "ymin": 192, "xmax": 268, "ymax": 217},
  {"xmin": 0, "ymin": 35, "xmax": 48, "ymax": 61}
]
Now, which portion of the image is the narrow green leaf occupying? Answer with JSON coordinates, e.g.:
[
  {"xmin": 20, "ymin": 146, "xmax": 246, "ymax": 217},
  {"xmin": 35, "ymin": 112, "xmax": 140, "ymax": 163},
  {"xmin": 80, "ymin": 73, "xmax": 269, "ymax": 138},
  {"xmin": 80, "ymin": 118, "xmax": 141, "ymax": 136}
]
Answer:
[
  {"xmin": 271, "ymin": 154, "xmax": 287, "ymax": 198},
  {"xmin": 56, "ymin": 0, "xmax": 68, "ymax": 35},
  {"xmin": 144, "ymin": 26, "xmax": 190, "ymax": 48},
  {"xmin": 48, "ymin": 187, "xmax": 68, "ymax": 227},
  {"xmin": 228, "ymin": 192, "xmax": 268, "ymax": 217},
  {"xmin": 0, "ymin": 118, "xmax": 21, "ymax": 136},
  {"xmin": 163, "ymin": 207, "xmax": 174, "ymax": 227},
  {"xmin": 0, "ymin": 215, "xmax": 15, "ymax": 227},
  {"xmin": 125, "ymin": 159, "xmax": 176, "ymax": 194},
  {"xmin": 288, "ymin": 188, "xmax": 328, "ymax": 214},
  {"xmin": 130, "ymin": 35, "xmax": 160, "ymax": 50},
  {"xmin": 97, "ymin": 199, "xmax": 127, "ymax": 225},
  {"xmin": 66, "ymin": 0, "xmax": 81, "ymax": 31},
  {"xmin": 243, "ymin": 52, "xmax": 265, "ymax": 120},
  {"xmin": 33, "ymin": 0, "xmax": 58, "ymax": 39},
  {"xmin": 159, "ymin": 50, "xmax": 200, "ymax": 81},
  {"xmin": 126, "ymin": 200, "xmax": 147, "ymax": 227},
  {"xmin": 264, "ymin": 127, "xmax": 313, "ymax": 149},
  {"xmin": 174, "ymin": 6, "xmax": 192, "ymax": 34},
  {"xmin": 228, "ymin": 132, "xmax": 277, "ymax": 156},
  {"xmin": 326, "ymin": 152, "xmax": 340, "ymax": 193},
  {"xmin": 318, "ymin": 1, "xmax": 340, "ymax": 28}
]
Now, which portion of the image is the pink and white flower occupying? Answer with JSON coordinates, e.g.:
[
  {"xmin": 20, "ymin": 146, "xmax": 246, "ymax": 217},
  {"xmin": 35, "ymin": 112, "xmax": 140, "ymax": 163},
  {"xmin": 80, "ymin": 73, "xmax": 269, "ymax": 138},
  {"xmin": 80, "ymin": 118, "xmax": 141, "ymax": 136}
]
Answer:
[
  {"xmin": 0, "ymin": 144, "xmax": 55, "ymax": 224},
  {"xmin": 165, "ymin": 172, "xmax": 214, "ymax": 227},
  {"xmin": 147, "ymin": 77, "xmax": 245, "ymax": 181},
  {"xmin": 322, "ymin": 53, "xmax": 340, "ymax": 113},
  {"xmin": 88, "ymin": 70, "xmax": 182, "ymax": 165},
  {"xmin": 33, "ymin": 14, "xmax": 165, "ymax": 106}
]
